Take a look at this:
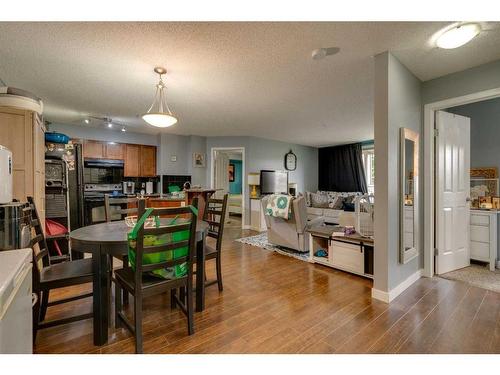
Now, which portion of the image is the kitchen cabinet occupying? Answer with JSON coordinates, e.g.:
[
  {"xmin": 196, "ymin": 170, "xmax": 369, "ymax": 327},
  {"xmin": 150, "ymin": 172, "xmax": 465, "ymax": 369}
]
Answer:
[
  {"xmin": 0, "ymin": 106, "xmax": 45, "ymax": 225},
  {"xmin": 124, "ymin": 144, "xmax": 140, "ymax": 177},
  {"xmin": 83, "ymin": 140, "xmax": 105, "ymax": 159},
  {"xmin": 140, "ymin": 145, "xmax": 157, "ymax": 177},
  {"xmin": 104, "ymin": 142, "xmax": 124, "ymax": 160},
  {"xmin": 83, "ymin": 140, "xmax": 124, "ymax": 160}
]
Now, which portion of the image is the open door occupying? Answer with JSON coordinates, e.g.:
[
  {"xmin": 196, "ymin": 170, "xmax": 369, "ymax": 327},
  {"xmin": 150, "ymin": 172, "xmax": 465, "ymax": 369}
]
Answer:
[{"xmin": 435, "ymin": 110, "xmax": 471, "ymax": 274}]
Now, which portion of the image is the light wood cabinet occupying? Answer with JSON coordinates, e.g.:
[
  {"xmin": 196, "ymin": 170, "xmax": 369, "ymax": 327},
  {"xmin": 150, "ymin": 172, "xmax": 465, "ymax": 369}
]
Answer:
[
  {"xmin": 139, "ymin": 145, "xmax": 157, "ymax": 177},
  {"xmin": 124, "ymin": 144, "xmax": 140, "ymax": 177},
  {"xmin": 0, "ymin": 106, "xmax": 45, "ymax": 224},
  {"xmin": 83, "ymin": 140, "xmax": 105, "ymax": 159},
  {"xmin": 105, "ymin": 142, "xmax": 124, "ymax": 160}
]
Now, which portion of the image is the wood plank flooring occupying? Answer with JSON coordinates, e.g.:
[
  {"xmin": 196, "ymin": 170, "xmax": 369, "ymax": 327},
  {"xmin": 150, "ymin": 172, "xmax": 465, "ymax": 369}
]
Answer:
[{"xmin": 35, "ymin": 225, "xmax": 500, "ymax": 354}]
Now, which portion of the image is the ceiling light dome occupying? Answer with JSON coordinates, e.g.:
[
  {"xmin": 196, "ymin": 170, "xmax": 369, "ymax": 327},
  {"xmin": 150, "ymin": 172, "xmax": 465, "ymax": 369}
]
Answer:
[
  {"xmin": 142, "ymin": 67, "xmax": 178, "ymax": 128},
  {"xmin": 436, "ymin": 23, "xmax": 481, "ymax": 49}
]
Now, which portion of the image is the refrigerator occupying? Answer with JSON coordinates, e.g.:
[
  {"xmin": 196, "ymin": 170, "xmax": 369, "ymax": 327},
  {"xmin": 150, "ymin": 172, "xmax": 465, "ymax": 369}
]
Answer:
[{"xmin": 0, "ymin": 248, "xmax": 33, "ymax": 354}]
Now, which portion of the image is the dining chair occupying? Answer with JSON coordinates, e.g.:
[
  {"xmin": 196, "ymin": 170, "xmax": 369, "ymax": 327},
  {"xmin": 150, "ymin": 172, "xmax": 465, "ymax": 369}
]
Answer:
[
  {"xmin": 113, "ymin": 199, "xmax": 198, "ymax": 354},
  {"xmin": 104, "ymin": 195, "xmax": 139, "ymax": 222},
  {"xmin": 27, "ymin": 197, "xmax": 93, "ymax": 343},
  {"xmin": 104, "ymin": 195, "xmax": 139, "ymax": 302},
  {"xmin": 201, "ymin": 193, "xmax": 229, "ymax": 291}
]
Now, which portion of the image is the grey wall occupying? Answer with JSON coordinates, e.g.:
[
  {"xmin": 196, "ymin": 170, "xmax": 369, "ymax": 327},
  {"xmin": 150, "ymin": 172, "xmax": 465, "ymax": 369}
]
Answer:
[
  {"xmin": 374, "ymin": 52, "xmax": 423, "ymax": 294},
  {"xmin": 158, "ymin": 133, "xmax": 191, "ymax": 175},
  {"xmin": 48, "ymin": 123, "xmax": 159, "ymax": 146},
  {"xmin": 446, "ymin": 97, "xmax": 500, "ymax": 172},
  {"xmin": 423, "ymin": 59, "xmax": 500, "ymax": 105},
  {"xmin": 205, "ymin": 136, "xmax": 318, "ymax": 224}
]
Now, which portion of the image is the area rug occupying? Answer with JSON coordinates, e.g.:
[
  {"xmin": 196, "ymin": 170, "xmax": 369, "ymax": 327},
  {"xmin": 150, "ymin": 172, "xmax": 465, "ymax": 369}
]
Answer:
[
  {"xmin": 440, "ymin": 264, "xmax": 500, "ymax": 293},
  {"xmin": 235, "ymin": 233, "xmax": 310, "ymax": 262}
]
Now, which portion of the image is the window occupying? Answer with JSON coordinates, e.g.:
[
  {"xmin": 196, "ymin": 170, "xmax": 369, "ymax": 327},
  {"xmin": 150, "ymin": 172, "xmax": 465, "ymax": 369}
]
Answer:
[{"xmin": 362, "ymin": 146, "xmax": 375, "ymax": 194}]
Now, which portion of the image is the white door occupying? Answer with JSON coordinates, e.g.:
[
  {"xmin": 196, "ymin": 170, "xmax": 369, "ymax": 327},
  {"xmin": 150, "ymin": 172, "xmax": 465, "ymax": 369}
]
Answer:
[
  {"xmin": 435, "ymin": 110, "xmax": 471, "ymax": 274},
  {"xmin": 214, "ymin": 151, "xmax": 229, "ymax": 199}
]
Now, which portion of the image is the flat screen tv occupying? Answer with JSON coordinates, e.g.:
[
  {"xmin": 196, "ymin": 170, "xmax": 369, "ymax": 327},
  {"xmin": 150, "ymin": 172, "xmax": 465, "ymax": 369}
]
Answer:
[{"xmin": 260, "ymin": 170, "xmax": 289, "ymax": 195}]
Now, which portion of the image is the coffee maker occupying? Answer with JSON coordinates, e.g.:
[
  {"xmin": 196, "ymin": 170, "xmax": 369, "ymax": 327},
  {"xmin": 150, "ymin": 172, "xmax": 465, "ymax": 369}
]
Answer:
[{"xmin": 122, "ymin": 181, "xmax": 135, "ymax": 195}]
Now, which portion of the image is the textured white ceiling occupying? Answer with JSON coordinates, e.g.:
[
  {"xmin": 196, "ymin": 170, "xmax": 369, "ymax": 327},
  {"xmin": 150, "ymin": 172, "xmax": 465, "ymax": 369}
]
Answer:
[{"xmin": 1, "ymin": 22, "xmax": 500, "ymax": 146}]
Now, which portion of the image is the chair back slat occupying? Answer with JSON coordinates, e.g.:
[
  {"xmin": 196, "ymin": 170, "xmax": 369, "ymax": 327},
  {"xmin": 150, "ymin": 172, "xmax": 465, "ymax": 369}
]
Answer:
[
  {"xmin": 141, "ymin": 257, "xmax": 189, "ymax": 272},
  {"xmin": 133, "ymin": 198, "xmax": 198, "ymax": 286},
  {"xmin": 202, "ymin": 194, "xmax": 229, "ymax": 254},
  {"xmin": 104, "ymin": 195, "xmax": 139, "ymax": 222},
  {"xmin": 143, "ymin": 240, "xmax": 190, "ymax": 254}
]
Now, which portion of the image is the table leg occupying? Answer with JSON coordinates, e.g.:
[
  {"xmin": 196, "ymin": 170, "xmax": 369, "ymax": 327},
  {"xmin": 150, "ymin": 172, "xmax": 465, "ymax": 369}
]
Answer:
[
  {"xmin": 195, "ymin": 236, "xmax": 206, "ymax": 312},
  {"xmin": 92, "ymin": 246, "xmax": 110, "ymax": 346}
]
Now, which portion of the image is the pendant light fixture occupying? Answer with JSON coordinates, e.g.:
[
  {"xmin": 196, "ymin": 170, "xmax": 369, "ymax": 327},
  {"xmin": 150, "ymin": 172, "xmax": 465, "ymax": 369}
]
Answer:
[{"xmin": 142, "ymin": 67, "xmax": 178, "ymax": 128}]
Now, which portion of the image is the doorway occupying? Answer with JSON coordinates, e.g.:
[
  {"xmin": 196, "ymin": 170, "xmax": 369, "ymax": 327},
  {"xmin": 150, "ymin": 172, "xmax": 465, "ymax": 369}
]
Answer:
[
  {"xmin": 424, "ymin": 89, "xmax": 500, "ymax": 292},
  {"xmin": 211, "ymin": 147, "xmax": 246, "ymax": 228}
]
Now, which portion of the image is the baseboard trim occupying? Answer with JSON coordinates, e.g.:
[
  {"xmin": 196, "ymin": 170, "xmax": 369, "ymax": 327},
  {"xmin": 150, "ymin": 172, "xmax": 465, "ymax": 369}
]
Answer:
[{"xmin": 371, "ymin": 269, "xmax": 423, "ymax": 303}]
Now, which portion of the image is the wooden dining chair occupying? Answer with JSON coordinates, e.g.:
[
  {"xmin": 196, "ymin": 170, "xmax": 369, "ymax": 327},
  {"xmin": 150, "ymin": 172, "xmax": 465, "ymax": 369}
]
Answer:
[
  {"xmin": 104, "ymin": 195, "xmax": 139, "ymax": 222},
  {"xmin": 27, "ymin": 197, "xmax": 93, "ymax": 343},
  {"xmin": 113, "ymin": 199, "xmax": 198, "ymax": 354},
  {"xmin": 201, "ymin": 193, "xmax": 229, "ymax": 292}
]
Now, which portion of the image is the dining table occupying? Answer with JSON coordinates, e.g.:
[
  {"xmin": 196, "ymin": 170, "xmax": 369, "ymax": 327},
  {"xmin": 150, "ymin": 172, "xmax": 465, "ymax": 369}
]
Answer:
[{"xmin": 69, "ymin": 219, "xmax": 209, "ymax": 346}]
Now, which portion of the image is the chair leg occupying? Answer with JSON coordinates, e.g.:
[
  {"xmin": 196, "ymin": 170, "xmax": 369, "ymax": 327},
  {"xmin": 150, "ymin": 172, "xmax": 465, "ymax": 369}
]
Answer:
[
  {"xmin": 122, "ymin": 256, "xmax": 129, "ymax": 305},
  {"xmin": 186, "ymin": 283, "xmax": 194, "ymax": 336},
  {"xmin": 134, "ymin": 296, "xmax": 143, "ymax": 354},
  {"xmin": 40, "ymin": 290, "xmax": 49, "ymax": 322},
  {"xmin": 216, "ymin": 254, "xmax": 223, "ymax": 292},
  {"xmin": 114, "ymin": 283, "xmax": 122, "ymax": 329},
  {"xmin": 179, "ymin": 286, "xmax": 186, "ymax": 304},
  {"xmin": 170, "ymin": 289, "xmax": 177, "ymax": 310},
  {"xmin": 32, "ymin": 292, "xmax": 41, "ymax": 344}
]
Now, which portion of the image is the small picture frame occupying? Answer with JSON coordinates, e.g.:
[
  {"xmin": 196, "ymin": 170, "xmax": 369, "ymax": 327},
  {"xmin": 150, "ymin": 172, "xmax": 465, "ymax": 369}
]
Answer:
[
  {"xmin": 479, "ymin": 196, "xmax": 492, "ymax": 205},
  {"xmin": 228, "ymin": 164, "xmax": 235, "ymax": 182},
  {"xmin": 193, "ymin": 152, "xmax": 206, "ymax": 168},
  {"xmin": 492, "ymin": 197, "xmax": 500, "ymax": 210}
]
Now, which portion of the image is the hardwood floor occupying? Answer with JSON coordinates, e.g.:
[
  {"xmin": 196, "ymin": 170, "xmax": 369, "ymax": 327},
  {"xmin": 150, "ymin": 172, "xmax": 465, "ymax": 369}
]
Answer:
[{"xmin": 35, "ymin": 225, "xmax": 500, "ymax": 354}]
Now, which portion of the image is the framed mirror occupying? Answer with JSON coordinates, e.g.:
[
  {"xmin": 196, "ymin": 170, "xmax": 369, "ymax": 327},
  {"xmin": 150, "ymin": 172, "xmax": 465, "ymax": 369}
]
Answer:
[{"xmin": 400, "ymin": 127, "xmax": 419, "ymax": 264}]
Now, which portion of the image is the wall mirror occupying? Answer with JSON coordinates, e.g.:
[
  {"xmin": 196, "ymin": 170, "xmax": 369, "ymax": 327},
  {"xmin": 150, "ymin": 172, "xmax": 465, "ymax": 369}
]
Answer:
[{"xmin": 400, "ymin": 127, "xmax": 419, "ymax": 264}]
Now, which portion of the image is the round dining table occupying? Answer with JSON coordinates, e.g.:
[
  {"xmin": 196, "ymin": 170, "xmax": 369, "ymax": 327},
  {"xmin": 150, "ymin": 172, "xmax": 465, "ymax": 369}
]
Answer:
[{"xmin": 70, "ymin": 219, "xmax": 209, "ymax": 346}]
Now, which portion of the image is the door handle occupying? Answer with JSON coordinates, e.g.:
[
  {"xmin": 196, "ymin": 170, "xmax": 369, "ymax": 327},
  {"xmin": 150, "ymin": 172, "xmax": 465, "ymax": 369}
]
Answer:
[{"xmin": 466, "ymin": 197, "xmax": 471, "ymax": 202}]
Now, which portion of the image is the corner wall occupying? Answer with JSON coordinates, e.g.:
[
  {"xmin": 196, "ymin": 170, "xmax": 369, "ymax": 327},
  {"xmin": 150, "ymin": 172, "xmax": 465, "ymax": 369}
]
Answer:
[{"xmin": 373, "ymin": 52, "xmax": 423, "ymax": 300}]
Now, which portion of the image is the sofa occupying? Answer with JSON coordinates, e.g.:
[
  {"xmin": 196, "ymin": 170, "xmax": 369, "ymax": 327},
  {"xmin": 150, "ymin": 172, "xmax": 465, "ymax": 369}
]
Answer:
[
  {"xmin": 261, "ymin": 195, "xmax": 322, "ymax": 252},
  {"xmin": 305, "ymin": 191, "xmax": 362, "ymax": 225}
]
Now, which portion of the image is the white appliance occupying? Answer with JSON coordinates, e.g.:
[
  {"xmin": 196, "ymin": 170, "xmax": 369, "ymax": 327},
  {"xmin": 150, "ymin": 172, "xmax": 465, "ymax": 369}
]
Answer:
[
  {"xmin": 0, "ymin": 248, "xmax": 33, "ymax": 354},
  {"xmin": 0, "ymin": 146, "xmax": 13, "ymax": 204},
  {"xmin": 146, "ymin": 181, "xmax": 153, "ymax": 195}
]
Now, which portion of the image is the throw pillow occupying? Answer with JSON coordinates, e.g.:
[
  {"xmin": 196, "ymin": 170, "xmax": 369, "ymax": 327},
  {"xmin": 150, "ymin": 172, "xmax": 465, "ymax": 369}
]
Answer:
[
  {"xmin": 310, "ymin": 192, "xmax": 329, "ymax": 208},
  {"xmin": 332, "ymin": 196, "xmax": 345, "ymax": 210}
]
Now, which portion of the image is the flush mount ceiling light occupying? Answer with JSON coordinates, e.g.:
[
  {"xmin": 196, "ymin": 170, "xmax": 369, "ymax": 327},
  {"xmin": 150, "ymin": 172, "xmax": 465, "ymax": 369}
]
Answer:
[
  {"xmin": 84, "ymin": 118, "xmax": 90, "ymax": 124},
  {"xmin": 142, "ymin": 67, "xmax": 178, "ymax": 128},
  {"xmin": 436, "ymin": 23, "xmax": 481, "ymax": 49},
  {"xmin": 121, "ymin": 127, "xmax": 126, "ymax": 132},
  {"xmin": 311, "ymin": 47, "xmax": 340, "ymax": 60}
]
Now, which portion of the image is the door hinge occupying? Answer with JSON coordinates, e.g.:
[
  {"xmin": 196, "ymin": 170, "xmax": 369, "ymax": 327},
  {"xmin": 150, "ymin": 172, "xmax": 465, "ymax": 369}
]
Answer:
[
  {"xmin": 434, "ymin": 128, "xmax": 439, "ymax": 138},
  {"xmin": 434, "ymin": 248, "xmax": 439, "ymax": 256}
]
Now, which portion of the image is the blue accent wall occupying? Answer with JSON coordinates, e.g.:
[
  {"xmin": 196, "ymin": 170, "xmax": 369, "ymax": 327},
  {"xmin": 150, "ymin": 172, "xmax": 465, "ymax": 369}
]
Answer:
[{"xmin": 229, "ymin": 159, "xmax": 242, "ymax": 194}]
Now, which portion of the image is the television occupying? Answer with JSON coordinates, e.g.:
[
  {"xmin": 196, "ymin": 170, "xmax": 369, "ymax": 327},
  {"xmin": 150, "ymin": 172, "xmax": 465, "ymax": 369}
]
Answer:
[{"xmin": 260, "ymin": 170, "xmax": 289, "ymax": 195}]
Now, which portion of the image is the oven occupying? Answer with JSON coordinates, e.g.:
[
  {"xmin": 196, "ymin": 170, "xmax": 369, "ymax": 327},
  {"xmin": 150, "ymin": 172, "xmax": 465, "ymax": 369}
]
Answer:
[{"xmin": 83, "ymin": 184, "xmax": 124, "ymax": 226}]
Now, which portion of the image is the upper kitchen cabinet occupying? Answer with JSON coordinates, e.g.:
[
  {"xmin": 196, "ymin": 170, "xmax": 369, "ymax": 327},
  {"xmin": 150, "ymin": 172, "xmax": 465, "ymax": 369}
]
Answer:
[
  {"xmin": 140, "ymin": 145, "xmax": 157, "ymax": 177},
  {"xmin": 83, "ymin": 140, "xmax": 124, "ymax": 160},
  {"xmin": 104, "ymin": 142, "xmax": 124, "ymax": 160},
  {"xmin": 83, "ymin": 140, "xmax": 105, "ymax": 159},
  {"xmin": 124, "ymin": 144, "xmax": 140, "ymax": 177},
  {"xmin": 124, "ymin": 144, "xmax": 157, "ymax": 177}
]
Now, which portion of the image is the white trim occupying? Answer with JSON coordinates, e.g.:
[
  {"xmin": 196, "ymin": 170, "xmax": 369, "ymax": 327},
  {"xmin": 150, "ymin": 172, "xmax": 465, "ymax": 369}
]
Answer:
[
  {"xmin": 210, "ymin": 146, "xmax": 246, "ymax": 228},
  {"xmin": 371, "ymin": 269, "xmax": 423, "ymax": 303},
  {"xmin": 496, "ymin": 260, "xmax": 500, "ymax": 269},
  {"xmin": 423, "ymin": 87, "xmax": 500, "ymax": 278}
]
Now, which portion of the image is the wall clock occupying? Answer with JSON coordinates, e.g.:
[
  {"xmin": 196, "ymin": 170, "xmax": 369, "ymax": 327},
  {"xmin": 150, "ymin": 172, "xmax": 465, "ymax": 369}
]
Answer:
[{"xmin": 284, "ymin": 150, "xmax": 297, "ymax": 171}]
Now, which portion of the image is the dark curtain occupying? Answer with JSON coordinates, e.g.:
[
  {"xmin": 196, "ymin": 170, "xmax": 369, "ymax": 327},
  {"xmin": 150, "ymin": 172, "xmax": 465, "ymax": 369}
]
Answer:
[{"xmin": 318, "ymin": 142, "xmax": 368, "ymax": 193}]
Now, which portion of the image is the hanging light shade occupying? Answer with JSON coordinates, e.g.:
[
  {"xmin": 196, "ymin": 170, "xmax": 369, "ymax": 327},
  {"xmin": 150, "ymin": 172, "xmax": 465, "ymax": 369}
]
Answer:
[{"xmin": 142, "ymin": 67, "xmax": 178, "ymax": 128}]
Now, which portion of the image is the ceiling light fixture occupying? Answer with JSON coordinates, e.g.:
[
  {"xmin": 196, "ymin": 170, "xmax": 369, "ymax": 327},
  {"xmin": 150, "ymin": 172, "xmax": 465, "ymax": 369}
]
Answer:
[
  {"xmin": 84, "ymin": 118, "xmax": 90, "ymax": 124},
  {"xmin": 142, "ymin": 67, "xmax": 178, "ymax": 128},
  {"xmin": 107, "ymin": 122, "xmax": 113, "ymax": 128},
  {"xmin": 311, "ymin": 47, "xmax": 340, "ymax": 60},
  {"xmin": 436, "ymin": 23, "xmax": 481, "ymax": 49}
]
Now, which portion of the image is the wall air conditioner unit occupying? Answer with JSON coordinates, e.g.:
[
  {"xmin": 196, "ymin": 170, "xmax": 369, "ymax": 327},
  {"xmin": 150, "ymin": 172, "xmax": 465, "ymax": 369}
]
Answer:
[{"xmin": 0, "ymin": 87, "xmax": 43, "ymax": 114}]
